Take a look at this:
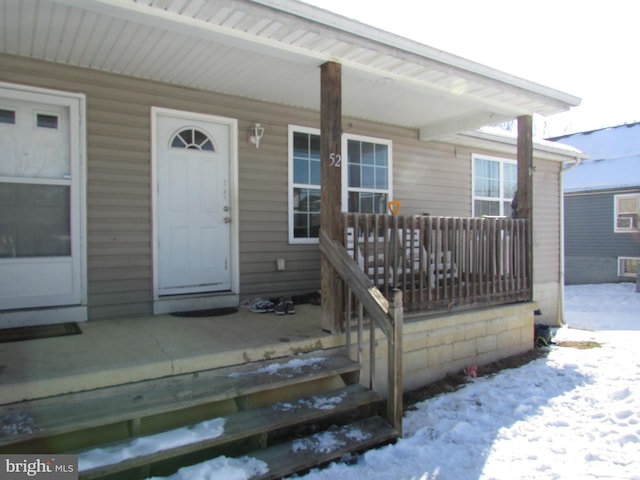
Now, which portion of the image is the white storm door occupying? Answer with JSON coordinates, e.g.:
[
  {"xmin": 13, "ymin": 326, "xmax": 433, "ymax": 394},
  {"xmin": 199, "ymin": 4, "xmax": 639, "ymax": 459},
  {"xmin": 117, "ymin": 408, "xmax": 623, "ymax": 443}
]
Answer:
[
  {"xmin": 0, "ymin": 94, "xmax": 82, "ymax": 311},
  {"xmin": 156, "ymin": 113, "xmax": 231, "ymax": 295}
]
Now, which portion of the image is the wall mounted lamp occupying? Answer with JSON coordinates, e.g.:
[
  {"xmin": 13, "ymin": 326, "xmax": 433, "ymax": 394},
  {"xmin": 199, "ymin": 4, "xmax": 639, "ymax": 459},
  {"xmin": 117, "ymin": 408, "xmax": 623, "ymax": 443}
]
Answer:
[{"xmin": 249, "ymin": 123, "xmax": 265, "ymax": 149}]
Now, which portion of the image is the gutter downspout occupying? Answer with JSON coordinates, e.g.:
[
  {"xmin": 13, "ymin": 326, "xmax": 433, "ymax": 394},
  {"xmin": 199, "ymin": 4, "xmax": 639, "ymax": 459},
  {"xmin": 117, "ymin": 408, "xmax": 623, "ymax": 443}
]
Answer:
[{"xmin": 558, "ymin": 157, "xmax": 583, "ymax": 325}]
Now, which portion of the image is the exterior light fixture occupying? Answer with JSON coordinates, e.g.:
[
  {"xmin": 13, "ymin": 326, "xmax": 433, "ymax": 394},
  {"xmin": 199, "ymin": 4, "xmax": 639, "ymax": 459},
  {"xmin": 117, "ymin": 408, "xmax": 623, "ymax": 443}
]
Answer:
[{"xmin": 249, "ymin": 123, "xmax": 264, "ymax": 149}]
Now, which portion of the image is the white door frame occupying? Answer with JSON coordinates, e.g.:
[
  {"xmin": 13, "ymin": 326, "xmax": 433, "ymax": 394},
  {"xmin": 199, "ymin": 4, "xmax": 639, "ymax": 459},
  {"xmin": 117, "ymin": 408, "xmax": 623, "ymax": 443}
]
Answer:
[
  {"xmin": 151, "ymin": 107, "xmax": 239, "ymax": 313},
  {"xmin": 0, "ymin": 82, "xmax": 87, "ymax": 327}
]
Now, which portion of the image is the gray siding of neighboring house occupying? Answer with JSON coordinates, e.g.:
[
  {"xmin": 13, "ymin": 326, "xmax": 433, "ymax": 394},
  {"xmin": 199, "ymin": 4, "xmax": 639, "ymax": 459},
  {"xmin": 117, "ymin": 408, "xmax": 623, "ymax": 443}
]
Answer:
[
  {"xmin": 564, "ymin": 189, "xmax": 640, "ymax": 284},
  {"xmin": 0, "ymin": 53, "xmax": 563, "ymax": 323}
]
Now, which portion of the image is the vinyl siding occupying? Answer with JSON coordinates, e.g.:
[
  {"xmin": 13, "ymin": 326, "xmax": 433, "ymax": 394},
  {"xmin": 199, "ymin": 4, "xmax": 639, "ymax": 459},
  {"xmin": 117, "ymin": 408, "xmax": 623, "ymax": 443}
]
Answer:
[
  {"xmin": 564, "ymin": 189, "xmax": 640, "ymax": 284},
  {"xmin": 0, "ymin": 53, "xmax": 564, "ymax": 321},
  {"xmin": 533, "ymin": 159, "xmax": 562, "ymax": 284},
  {"xmin": 531, "ymin": 159, "xmax": 562, "ymax": 325}
]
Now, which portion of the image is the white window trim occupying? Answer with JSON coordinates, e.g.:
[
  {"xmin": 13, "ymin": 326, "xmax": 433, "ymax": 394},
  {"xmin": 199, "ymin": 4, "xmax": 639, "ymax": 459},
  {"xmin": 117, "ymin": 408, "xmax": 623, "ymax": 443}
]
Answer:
[
  {"xmin": 288, "ymin": 127, "xmax": 393, "ymax": 244},
  {"xmin": 341, "ymin": 133, "xmax": 393, "ymax": 215},
  {"xmin": 618, "ymin": 256, "xmax": 640, "ymax": 278},
  {"xmin": 613, "ymin": 192, "xmax": 640, "ymax": 233},
  {"xmin": 471, "ymin": 153, "xmax": 516, "ymax": 217},
  {"xmin": 288, "ymin": 125, "xmax": 321, "ymax": 244}
]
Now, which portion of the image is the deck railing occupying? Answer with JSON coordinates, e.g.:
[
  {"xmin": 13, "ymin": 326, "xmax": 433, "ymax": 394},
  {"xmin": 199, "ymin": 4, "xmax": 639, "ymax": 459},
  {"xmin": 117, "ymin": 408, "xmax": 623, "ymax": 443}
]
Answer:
[
  {"xmin": 343, "ymin": 213, "xmax": 531, "ymax": 313},
  {"xmin": 319, "ymin": 230, "xmax": 403, "ymax": 434}
]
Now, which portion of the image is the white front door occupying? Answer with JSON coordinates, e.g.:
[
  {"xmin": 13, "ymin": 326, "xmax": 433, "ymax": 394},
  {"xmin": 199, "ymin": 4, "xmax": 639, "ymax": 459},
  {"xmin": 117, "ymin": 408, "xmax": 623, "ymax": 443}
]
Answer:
[
  {"xmin": 155, "ymin": 111, "xmax": 232, "ymax": 296},
  {"xmin": 0, "ymin": 90, "xmax": 83, "ymax": 315}
]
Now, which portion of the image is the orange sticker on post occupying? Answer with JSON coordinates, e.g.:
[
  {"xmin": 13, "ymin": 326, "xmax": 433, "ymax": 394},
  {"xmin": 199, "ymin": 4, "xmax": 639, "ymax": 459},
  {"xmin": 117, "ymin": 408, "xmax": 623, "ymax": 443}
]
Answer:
[{"xmin": 388, "ymin": 201, "xmax": 401, "ymax": 215}]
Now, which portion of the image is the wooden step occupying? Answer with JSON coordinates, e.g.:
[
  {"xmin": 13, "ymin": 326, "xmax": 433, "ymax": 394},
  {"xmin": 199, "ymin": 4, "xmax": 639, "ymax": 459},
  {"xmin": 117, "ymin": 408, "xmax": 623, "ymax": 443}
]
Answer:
[
  {"xmin": 78, "ymin": 384, "xmax": 382, "ymax": 479},
  {"xmin": 251, "ymin": 416, "xmax": 399, "ymax": 480},
  {"xmin": 0, "ymin": 349, "xmax": 360, "ymax": 447}
]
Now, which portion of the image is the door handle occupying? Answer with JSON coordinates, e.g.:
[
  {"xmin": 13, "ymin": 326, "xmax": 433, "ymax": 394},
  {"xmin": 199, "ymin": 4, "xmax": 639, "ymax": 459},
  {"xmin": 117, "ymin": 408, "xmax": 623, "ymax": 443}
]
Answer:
[{"xmin": 224, "ymin": 217, "xmax": 231, "ymax": 224}]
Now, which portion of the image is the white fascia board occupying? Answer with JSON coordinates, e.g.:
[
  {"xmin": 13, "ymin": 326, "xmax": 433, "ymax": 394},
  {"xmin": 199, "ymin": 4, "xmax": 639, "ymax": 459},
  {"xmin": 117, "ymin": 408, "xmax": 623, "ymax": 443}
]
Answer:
[
  {"xmin": 419, "ymin": 111, "xmax": 515, "ymax": 142},
  {"xmin": 253, "ymin": 0, "xmax": 581, "ymax": 109},
  {"xmin": 452, "ymin": 129, "xmax": 587, "ymax": 162}
]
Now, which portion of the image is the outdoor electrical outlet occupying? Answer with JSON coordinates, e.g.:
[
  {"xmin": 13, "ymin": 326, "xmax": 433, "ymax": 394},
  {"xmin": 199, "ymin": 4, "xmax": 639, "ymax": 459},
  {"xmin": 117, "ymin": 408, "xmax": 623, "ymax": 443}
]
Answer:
[{"xmin": 276, "ymin": 258, "xmax": 286, "ymax": 271}]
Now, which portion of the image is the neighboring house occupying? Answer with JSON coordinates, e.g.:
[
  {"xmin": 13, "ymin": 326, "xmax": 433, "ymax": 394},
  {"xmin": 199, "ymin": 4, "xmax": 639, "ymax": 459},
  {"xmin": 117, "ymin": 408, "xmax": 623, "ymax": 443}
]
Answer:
[
  {"xmin": 0, "ymin": 0, "xmax": 583, "ymax": 396},
  {"xmin": 551, "ymin": 123, "xmax": 640, "ymax": 284}
]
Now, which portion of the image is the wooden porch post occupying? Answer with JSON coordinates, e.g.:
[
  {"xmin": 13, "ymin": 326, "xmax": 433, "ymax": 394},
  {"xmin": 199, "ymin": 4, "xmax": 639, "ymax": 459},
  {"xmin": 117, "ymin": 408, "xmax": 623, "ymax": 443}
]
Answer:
[
  {"xmin": 320, "ymin": 61, "xmax": 344, "ymax": 333},
  {"xmin": 517, "ymin": 115, "xmax": 534, "ymax": 300}
]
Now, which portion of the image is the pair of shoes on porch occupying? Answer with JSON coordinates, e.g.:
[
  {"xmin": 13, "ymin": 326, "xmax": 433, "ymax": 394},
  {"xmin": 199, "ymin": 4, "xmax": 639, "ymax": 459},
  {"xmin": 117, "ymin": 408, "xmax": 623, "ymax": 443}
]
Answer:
[
  {"xmin": 249, "ymin": 298, "xmax": 296, "ymax": 315},
  {"xmin": 274, "ymin": 297, "xmax": 295, "ymax": 315}
]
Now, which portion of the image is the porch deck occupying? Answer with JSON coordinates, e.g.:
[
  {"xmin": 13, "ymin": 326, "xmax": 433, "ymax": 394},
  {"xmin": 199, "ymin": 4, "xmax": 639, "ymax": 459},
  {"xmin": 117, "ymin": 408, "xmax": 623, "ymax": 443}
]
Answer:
[{"xmin": 0, "ymin": 304, "xmax": 338, "ymax": 405}]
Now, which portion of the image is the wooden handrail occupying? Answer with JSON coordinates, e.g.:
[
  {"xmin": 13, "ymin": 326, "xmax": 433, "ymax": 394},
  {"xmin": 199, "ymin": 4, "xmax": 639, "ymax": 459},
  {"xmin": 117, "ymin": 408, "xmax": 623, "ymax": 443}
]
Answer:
[
  {"xmin": 319, "ymin": 230, "xmax": 392, "ymax": 337},
  {"xmin": 319, "ymin": 229, "xmax": 403, "ymax": 434}
]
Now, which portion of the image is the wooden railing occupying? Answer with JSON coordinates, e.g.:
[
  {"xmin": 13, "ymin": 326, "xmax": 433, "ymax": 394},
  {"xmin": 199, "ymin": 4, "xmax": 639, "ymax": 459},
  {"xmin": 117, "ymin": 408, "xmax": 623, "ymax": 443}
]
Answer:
[
  {"xmin": 343, "ymin": 213, "xmax": 531, "ymax": 313},
  {"xmin": 319, "ymin": 230, "xmax": 403, "ymax": 434}
]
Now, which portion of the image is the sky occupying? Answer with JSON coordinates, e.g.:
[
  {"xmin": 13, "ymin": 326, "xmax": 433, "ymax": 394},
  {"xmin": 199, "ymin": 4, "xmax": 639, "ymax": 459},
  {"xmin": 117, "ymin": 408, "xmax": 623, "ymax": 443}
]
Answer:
[{"xmin": 300, "ymin": 0, "xmax": 640, "ymax": 138}]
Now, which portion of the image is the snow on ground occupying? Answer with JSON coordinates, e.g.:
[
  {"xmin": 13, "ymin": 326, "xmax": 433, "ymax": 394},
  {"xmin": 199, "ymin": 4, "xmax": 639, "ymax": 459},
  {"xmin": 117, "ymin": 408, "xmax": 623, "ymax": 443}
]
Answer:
[
  {"xmin": 563, "ymin": 282, "xmax": 640, "ymax": 330},
  {"xmin": 146, "ymin": 283, "xmax": 640, "ymax": 480}
]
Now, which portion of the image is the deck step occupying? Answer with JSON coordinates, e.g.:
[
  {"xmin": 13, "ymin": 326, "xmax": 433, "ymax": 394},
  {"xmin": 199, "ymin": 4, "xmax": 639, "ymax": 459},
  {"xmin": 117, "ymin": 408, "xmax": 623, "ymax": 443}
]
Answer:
[
  {"xmin": 251, "ymin": 416, "xmax": 398, "ymax": 480},
  {"xmin": 0, "ymin": 349, "xmax": 360, "ymax": 448},
  {"xmin": 78, "ymin": 384, "xmax": 382, "ymax": 479}
]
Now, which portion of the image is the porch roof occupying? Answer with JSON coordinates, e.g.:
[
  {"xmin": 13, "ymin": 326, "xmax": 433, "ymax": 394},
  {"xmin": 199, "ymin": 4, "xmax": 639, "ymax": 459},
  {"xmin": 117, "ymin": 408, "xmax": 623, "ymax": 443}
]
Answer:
[{"xmin": 0, "ymin": 0, "xmax": 580, "ymax": 140}]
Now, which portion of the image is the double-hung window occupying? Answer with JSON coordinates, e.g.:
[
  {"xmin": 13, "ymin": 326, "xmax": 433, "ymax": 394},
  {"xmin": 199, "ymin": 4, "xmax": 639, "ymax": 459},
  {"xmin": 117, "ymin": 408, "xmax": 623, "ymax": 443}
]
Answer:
[
  {"xmin": 618, "ymin": 257, "xmax": 639, "ymax": 278},
  {"xmin": 289, "ymin": 127, "xmax": 321, "ymax": 243},
  {"xmin": 288, "ymin": 126, "xmax": 392, "ymax": 243},
  {"xmin": 343, "ymin": 135, "xmax": 391, "ymax": 214},
  {"xmin": 472, "ymin": 154, "xmax": 517, "ymax": 217},
  {"xmin": 614, "ymin": 193, "xmax": 640, "ymax": 232}
]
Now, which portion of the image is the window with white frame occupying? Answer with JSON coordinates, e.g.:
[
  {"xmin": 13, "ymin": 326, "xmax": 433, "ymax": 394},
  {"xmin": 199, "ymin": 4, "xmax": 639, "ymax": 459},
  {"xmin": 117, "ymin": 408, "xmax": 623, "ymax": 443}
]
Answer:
[
  {"xmin": 344, "ymin": 135, "xmax": 391, "ymax": 214},
  {"xmin": 472, "ymin": 154, "xmax": 517, "ymax": 217},
  {"xmin": 614, "ymin": 193, "xmax": 640, "ymax": 232},
  {"xmin": 288, "ymin": 127, "xmax": 392, "ymax": 243},
  {"xmin": 618, "ymin": 257, "xmax": 639, "ymax": 278},
  {"xmin": 289, "ymin": 127, "xmax": 321, "ymax": 243}
]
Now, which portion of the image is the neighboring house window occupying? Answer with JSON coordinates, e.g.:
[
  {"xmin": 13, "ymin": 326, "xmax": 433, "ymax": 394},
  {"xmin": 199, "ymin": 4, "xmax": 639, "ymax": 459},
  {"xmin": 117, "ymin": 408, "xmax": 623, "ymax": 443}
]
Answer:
[
  {"xmin": 614, "ymin": 193, "xmax": 640, "ymax": 232},
  {"xmin": 343, "ymin": 134, "xmax": 392, "ymax": 214},
  {"xmin": 618, "ymin": 257, "xmax": 639, "ymax": 278},
  {"xmin": 288, "ymin": 127, "xmax": 392, "ymax": 243},
  {"xmin": 472, "ymin": 154, "xmax": 517, "ymax": 217}
]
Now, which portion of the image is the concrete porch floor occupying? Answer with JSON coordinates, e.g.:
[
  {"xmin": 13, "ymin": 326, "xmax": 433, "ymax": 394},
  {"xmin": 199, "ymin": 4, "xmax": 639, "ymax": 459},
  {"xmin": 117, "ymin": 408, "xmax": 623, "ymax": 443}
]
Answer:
[{"xmin": 0, "ymin": 304, "xmax": 344, "ymax": 405}]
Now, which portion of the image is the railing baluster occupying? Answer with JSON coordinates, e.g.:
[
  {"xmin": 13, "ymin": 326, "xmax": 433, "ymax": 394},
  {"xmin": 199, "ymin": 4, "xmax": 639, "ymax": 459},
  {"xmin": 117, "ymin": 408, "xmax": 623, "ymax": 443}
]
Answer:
[
  {"xmin": 346, "ymin": 287, "xmax": 352, "ymax": 360},
  {"xmin": 464, "ymin": 218, "xmax": 471, "ymax": 298},
  {"xmin": 455, "ymin": 217, "xmax": 462, "ymax": 302},
  {"xmin": 435, "ymin": 217, "xmax": 441, "ymax": 302},
  {"xmin": 442, "ymin": 217, "xmax": 449, "ymax": 300},
  {"xmin": 382, "ymin": 214, "xmax": 390, "ymax": 296},
  {"xmin": 418, "ymin": 215, "xmax": 425, "ymax": 306},
  {"xmin": 357, "ymin": 300, "xmax": 363, "ymax": 365},
  {"xmin": 369, "ymin": 305, "xmax": 375, "ymax": 391}
]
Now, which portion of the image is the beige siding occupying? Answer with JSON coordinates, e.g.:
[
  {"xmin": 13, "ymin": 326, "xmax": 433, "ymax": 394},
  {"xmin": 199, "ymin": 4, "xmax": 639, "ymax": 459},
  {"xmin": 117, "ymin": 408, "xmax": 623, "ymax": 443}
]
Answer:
[
  {"xmin": 532, "ymin": 159, "xmax": 563, "ymax": 325},
  {"xmin": 393, "ymin": 138, "xmax": 472, "ymax": 217},
  {"xmin": 0, "ymin": 53, "xmax": 562, "ymax": 321}
]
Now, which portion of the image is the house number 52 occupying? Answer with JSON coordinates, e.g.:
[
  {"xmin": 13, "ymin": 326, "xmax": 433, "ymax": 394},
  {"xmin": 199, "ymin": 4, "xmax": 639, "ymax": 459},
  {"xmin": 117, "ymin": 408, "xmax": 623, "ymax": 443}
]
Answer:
[{"xmin": 329, "ymin": 153, "xmax": 342, "ymax": 167}]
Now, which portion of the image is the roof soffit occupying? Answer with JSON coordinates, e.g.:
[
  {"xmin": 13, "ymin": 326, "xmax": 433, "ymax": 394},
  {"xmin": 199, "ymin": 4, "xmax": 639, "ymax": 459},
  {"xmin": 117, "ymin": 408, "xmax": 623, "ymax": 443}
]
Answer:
[{"xmin": 3, "ymin": 0, "xmax": 581, "ymax": 138}]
